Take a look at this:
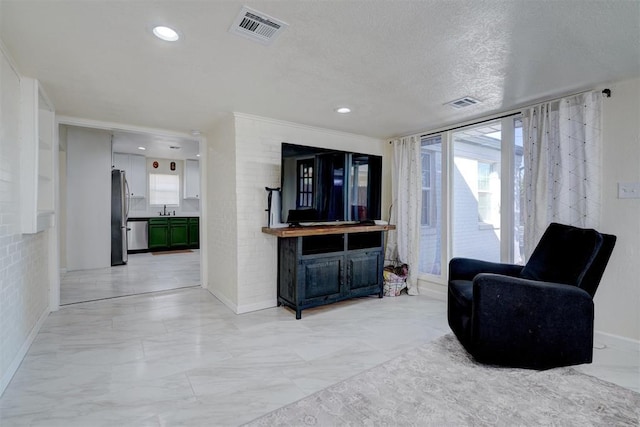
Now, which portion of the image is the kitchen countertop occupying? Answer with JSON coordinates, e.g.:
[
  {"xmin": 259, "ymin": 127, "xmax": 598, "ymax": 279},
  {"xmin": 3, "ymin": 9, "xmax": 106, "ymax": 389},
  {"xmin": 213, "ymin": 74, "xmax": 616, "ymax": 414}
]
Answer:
[{"xmin": 128, "ymin": 216, "xmax": 200, "ymax": 220}]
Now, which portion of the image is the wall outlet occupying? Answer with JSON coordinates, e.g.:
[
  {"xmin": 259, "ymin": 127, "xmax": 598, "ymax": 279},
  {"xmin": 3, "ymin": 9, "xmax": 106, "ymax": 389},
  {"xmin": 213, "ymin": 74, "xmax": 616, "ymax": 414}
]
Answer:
[{"xmin": 618, "ymin": 182, "xmax": 640, "ymax": 199}]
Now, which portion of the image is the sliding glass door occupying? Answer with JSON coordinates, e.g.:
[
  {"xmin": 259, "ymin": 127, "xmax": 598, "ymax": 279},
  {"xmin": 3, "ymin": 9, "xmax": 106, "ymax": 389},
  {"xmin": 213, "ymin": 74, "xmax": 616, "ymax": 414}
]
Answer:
[
  {"xmin": 419, "ymin": 136, "xmax": 443, "ymax": 275},
  {"xmin": 452, "ymin": 122, "xmax": 503, "ymax": 262},
  {"xmin": 513, "ymin": 120, "xmax": 524, "ymax": 264},
  {"xmin": 418, "ymin": 116, "xmax": 524, "ymax": 282}
]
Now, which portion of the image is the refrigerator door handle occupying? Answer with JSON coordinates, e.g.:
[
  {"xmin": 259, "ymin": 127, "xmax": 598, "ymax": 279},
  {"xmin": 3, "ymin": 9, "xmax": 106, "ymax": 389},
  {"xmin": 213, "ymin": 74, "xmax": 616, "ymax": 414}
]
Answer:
[{"xmin": 124, "ymin": 178, "xmax": 130, "ymax": 219}]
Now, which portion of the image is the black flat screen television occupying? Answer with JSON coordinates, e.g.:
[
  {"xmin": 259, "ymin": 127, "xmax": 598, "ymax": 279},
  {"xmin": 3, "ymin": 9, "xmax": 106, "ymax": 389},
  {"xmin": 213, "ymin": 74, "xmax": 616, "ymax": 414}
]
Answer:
[{"xmin": 281, "ymin": 143, "xmax": 382, "ymax": 225}]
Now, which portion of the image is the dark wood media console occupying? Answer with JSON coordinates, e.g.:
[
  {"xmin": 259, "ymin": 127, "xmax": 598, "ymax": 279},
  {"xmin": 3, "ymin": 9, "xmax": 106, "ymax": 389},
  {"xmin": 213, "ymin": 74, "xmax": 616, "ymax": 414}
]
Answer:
[{"xmin": 262, "ymin": 224, "xmax": 395, "ymax": 319}]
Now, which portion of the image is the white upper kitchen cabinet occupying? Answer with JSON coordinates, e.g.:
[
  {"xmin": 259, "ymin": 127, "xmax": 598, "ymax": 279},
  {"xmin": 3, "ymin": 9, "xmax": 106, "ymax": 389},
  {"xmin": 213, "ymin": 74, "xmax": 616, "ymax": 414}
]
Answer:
[
  {"xmin": 184, "ymin": 159, "xmax": 200, "ymax": 199},
  {"xmin": 113, "ymin": 152, "xmax": 146, "ymax": 198},
  {"xmin": 20, "ymin": 77, "xmax": 56, "ymax": 234}
]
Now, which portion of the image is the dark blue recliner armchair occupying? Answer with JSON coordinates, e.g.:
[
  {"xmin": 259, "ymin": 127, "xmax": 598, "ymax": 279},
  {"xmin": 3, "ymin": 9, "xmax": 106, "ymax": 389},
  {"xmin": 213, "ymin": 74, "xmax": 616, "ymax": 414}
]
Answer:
[{"xmin": 448, "ymin": 222, "xmax": 616, "ymax": 370}]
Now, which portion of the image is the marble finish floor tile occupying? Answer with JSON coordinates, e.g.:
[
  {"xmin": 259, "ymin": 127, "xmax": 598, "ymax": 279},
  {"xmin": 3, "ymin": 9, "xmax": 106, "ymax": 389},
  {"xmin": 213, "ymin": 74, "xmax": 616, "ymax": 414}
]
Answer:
[
  {"xmin": 1, "ymin": 287, "xmax": 637, "ymax": 426},
  {"xmin": 60, "ymin": 250, "xmax": 201, "ymax": 305},
  {"xmin": 575, "ymin": 337, "xmax": 640, "ymax": 393}
]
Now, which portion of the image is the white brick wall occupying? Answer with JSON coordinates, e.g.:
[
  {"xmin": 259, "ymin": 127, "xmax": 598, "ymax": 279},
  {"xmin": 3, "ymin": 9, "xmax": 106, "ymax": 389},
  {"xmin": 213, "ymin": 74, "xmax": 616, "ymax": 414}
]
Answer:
[
  {"xmin": 232, "ymin": 113, "xmax": 387, "ymax": 312},
  {"xmin": 0, "ymin": 43, "xmax": 51, "ymax": 394},
  {"xmin": 205, "ymin": 114, "xmax": 239, "ymax": 307}
]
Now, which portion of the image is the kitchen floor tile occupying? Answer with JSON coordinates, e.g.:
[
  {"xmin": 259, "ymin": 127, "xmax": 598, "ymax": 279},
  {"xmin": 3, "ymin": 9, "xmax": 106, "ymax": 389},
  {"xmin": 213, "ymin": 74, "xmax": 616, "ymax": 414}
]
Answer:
[{"xmin": 60, "ymin": 250, "xmax": 200, "ymax": 305}]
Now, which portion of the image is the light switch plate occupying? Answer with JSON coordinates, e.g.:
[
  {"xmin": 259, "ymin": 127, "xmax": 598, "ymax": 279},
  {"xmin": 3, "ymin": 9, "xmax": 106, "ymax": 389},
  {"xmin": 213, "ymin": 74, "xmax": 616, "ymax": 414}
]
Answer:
[{"xmin": 618, "ymin": 182, "xmax": 640, "ymax": 199}]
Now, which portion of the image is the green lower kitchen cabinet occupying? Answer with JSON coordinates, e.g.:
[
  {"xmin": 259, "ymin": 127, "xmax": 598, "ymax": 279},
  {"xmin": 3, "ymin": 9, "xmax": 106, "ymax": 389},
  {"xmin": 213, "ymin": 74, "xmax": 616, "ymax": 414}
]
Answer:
[
  {"xmin": 148, "ymin": 218, "xmax": 169, "ymax": 249},
  {"xmin": 188, "ymin": 218, "xmax": 199, "ymax": 248},
  {"xmin": 169, "ymin": 218, "xmax": 189, "ymax": 248},
  {"xmin": 147, "ymin": 217, "xmax": 198, "ymax": 250}
]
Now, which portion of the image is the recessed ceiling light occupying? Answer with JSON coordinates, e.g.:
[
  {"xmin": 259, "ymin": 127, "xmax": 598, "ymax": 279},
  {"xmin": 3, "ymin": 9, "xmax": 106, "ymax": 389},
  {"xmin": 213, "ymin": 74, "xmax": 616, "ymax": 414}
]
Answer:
[
  {"xmin": 153, "ymin": 26, "xmax": 180, "ymax": 42},
  {"xmin": 137, "ymin": 146, "xmax": 146, "ymax": 151},
  {"xmin": 335, "ymin": 107, "xmax": 351, "ymax": 114},
  {"xmin": 196, "ymin": 154, "xmax": 201, "ymax": 157}
]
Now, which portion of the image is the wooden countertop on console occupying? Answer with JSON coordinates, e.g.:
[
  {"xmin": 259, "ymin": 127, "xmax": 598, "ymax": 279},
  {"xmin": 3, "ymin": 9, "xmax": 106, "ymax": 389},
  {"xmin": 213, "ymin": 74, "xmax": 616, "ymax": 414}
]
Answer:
[{"xmin": 261, "ymin": 223, "xmax": 396, "ymax": 237}]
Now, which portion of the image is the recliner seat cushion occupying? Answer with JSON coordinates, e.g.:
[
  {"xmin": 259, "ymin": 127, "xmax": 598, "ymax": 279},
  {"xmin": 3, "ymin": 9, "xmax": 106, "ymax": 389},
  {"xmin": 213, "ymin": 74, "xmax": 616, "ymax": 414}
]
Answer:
[{"xmin": 520, "ymin": 223, "xmax": 603, "ymax": 287}]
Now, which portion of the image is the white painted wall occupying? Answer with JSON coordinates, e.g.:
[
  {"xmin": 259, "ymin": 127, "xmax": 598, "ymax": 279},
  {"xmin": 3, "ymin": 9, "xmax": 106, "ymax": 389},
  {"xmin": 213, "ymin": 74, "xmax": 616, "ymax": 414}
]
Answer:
[
  {"xmin": 0, "ymin": 41, "xmax": 51, "ymax": 395},
  {"xmin": 230, "ymin": 113, "xmax": 388, "ymax": 313},
  {"xmin": 596, "ymin": 77, "xmax": 640, "ymax": 342},
  {"xmin": 58, "ymin": 125, "xmax": 67, "ymax": 270},
  {"xmin": 65, "ymin": 126, "xmax": 112, "ymax": 271}
]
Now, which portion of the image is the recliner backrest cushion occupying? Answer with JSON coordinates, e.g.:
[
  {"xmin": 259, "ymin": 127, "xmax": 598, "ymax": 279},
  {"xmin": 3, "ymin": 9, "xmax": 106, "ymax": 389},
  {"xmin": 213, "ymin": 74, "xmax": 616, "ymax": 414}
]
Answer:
[
  {"xmin": 520, "ymin": 223, "xmax": 603, "ymax": 287},
  {"xmin": 579, "ymin": 233, "xmax": 616, "ymax": 297}
]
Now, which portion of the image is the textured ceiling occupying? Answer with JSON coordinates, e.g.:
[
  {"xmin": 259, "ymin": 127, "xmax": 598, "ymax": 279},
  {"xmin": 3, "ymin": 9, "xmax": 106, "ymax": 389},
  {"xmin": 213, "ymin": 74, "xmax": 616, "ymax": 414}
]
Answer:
[
  {"xmin": 110, "ymin": 131, "xmax": 200, "ymax": 160},
  {"xmin": 1, "ymin": 0, "xmax": 638, "ymax": 140}
]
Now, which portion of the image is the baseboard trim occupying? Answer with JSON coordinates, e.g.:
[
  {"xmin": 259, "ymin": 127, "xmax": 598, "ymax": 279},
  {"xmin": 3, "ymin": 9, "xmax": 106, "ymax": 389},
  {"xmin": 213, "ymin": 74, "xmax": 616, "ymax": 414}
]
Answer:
[
  {"xmin": 0, "ymin": 306, "xmax": 50, "ymax": 396},
  {"xmin": 207, "ymin": 288, "xmax": 238, "ymax": 313},
  {"xmin": 236, "ymin": 300, "xmax": 277, "ymax": 314},
  {"xmin": 206, "ymin": 289, "xmax": 276, "ymax": 315},
  {"xmin": 594, "ymin": 330, "xmax": 640, "ymax": 353},
  {"xmin": 417, "ymin": 284, "xmax": 447, "ymax": 301}
]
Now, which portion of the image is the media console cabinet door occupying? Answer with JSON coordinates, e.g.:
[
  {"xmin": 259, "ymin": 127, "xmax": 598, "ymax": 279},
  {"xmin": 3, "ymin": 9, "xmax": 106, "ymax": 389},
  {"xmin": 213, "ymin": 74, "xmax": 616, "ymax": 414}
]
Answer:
[
  {"xmin": 300, "ymin": 256, "xmax": 343, "ymax": 300},
  {"xmin": 347, "ymin": 251, "xmax": 382, "ymax": 290}
]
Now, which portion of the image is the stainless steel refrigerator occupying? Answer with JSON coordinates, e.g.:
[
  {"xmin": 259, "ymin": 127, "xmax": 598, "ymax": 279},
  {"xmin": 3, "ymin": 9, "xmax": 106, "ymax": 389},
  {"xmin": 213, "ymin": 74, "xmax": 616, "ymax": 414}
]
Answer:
[{"xmin": 111, "ymin": 169, "xmax": 129, "ymax": 266}]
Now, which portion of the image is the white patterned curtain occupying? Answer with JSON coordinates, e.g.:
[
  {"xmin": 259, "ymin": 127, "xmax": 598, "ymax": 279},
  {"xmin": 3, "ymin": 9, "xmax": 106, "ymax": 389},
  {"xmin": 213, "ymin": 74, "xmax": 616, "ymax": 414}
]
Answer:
[
  {"xmin": 386, "ymin": 136, "xmax": 422, "ymax": 295},
  {"xmin": 522, "ymin": 91, "xmax": 603, "ymax": 258}
]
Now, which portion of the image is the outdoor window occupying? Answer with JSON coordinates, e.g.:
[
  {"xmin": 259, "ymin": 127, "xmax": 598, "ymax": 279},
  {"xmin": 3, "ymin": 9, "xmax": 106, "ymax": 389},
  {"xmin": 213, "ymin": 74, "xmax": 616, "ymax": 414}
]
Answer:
[
  {"xmin": 297, "ymin": 159, "xmax": 314, "ymax": 208},
  {"xmin": 477, "ymin": 161, "xmax": 499, "ymax": 226},
  {"xmin": 149, "ymin": 173, "xmax": 179, "ymax": 206},
  {"xmin": 421, "ymin": 152, "xmax": 434, "ymax": 226}
]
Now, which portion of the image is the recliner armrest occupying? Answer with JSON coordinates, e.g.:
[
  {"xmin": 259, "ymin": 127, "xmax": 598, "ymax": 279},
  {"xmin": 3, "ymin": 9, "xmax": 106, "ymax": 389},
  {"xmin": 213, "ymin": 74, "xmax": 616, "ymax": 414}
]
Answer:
[
  {"xmin": 472, "ymin": 273, "xmax": 593, "ymax": 307},
  {"xmin": 449, "ymin": 258, "xmax": 523, "ymax": 281},
  {"xmin": 470, "ymin": 273, "xmax": 594, "ymax": 369}
]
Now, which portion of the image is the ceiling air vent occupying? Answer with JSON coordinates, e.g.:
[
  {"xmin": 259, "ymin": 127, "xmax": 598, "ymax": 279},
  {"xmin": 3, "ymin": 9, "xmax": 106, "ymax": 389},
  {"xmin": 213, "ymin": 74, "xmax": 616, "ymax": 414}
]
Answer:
[
  {"xmin": 229, "ymin": 6, "xmax": 288, "ymax": 45},
  {"xmin": 447, "ymin": 97, "xmax": 481, "ymax": 109}
]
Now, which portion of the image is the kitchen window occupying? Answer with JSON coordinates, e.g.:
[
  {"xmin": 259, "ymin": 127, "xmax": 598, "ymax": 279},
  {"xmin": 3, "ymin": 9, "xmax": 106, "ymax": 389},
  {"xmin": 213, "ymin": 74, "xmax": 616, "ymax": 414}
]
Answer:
[{"xmin": 149, "ymin": 173, "xmax": 180, "ymax": 206}]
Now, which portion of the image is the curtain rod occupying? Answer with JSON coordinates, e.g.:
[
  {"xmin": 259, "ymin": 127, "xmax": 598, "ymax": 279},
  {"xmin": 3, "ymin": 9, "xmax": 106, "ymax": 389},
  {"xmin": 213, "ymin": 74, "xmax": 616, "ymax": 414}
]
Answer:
[
  {"xmin": 391, "ymin": 88, "xmax": 611, "ymax": 142},
  {"xmin": 419, "ymin": 111, "xmax": 521, "ymax": 139}
]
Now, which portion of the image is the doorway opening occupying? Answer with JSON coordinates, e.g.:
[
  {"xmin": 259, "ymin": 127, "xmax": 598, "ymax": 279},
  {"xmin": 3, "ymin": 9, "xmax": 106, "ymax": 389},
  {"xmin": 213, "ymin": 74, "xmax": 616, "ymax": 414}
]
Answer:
[{"xmin": 58, "ymin": 125, "xmax": 203, "ymax": 306}]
